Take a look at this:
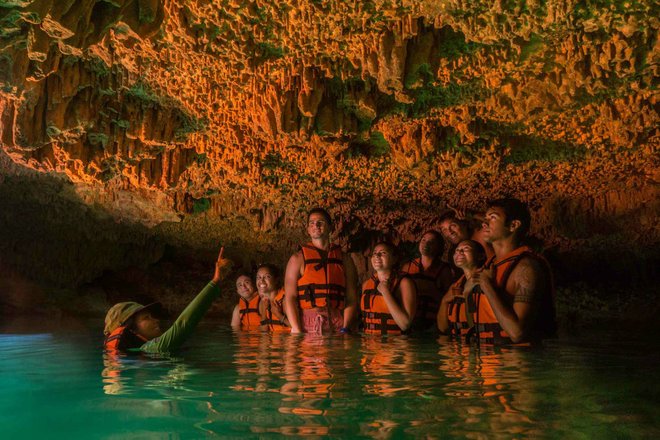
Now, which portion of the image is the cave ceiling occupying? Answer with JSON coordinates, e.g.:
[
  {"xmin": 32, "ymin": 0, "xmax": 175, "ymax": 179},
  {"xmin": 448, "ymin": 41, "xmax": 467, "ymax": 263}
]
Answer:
[{"xmin": 0, "ymin": 0, "xmax": 658, "ymax": 246}]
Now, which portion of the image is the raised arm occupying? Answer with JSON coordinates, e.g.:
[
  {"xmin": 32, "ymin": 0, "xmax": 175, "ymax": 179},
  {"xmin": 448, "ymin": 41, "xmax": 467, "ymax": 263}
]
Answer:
[
  {"xmin": 284, "ymin": 251, "xmax": 303, "ymax": 333},
  {"xmin": 143, "ymin": 247, "xmax": 232, "ymax": 353}
]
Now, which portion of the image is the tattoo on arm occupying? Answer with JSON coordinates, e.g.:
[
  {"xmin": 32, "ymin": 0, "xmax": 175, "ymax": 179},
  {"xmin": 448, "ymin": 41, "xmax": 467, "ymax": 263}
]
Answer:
[{"xmin": 513, "ymin": 260, "xmax": 540, "ymax": 304}]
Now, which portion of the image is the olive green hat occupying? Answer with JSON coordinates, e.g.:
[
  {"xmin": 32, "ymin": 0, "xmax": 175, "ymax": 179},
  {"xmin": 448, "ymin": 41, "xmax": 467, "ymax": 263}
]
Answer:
[{"xmin": 104, "ymin": 302, "xmax": 158, "ymax": 336}]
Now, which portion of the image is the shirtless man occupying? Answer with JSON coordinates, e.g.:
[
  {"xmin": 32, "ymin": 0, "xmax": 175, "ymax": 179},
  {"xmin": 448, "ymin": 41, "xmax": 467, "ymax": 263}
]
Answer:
[
  {"xmin": 284, "ymin": 208, "xmax": 358, "ymax": 334},
  {"xmin": 471, "ymin": 198, "xmax": 556, "ymax": 343}
]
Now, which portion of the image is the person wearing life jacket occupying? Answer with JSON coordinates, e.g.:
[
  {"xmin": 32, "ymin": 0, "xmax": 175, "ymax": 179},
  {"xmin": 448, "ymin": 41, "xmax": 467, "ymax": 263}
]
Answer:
[
  {"xmin": 104, "ymin": 247, "xmax": 231, "ymax": 354},
  {"xmin": 231, "ymin": 272, "xmax": 262, "ymax": 330},
  {"xmin": 439, "ymin": 210, "xmax": 495, "ymax": 266},
  {"xmin": 400, "ymin": 230, "xmax": 454, "ymax": 331},
  {"xmin": 361, "ymin": 241, "xmax": 416, "ymax": 336},
  {"xmin": 437, "ymin": 239, "xmax": 487, "ymax": 337},
  {"xmin": 255, "ymin": 263, "xmax": 290, "ymax": 332},
  {"xmin": 284, "ymin": 207, "xmax": 358, "ymax": 334},
  {"xmin": 470, "ymin": 198, "xmax": 557, "ymax": 344}
]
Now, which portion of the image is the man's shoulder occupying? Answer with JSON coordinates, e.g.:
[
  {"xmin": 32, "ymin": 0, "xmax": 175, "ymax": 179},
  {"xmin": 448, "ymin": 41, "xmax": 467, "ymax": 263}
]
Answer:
[{"xmin": 510, "ymin": 254, "xmax": 546, "ymax": 279}]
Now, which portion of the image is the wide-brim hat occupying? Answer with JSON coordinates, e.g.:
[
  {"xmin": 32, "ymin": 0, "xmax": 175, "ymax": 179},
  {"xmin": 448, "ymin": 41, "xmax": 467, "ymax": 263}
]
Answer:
[{"xmin": 104, "ymin": 301, "xmax": 160, "ymax": 336}]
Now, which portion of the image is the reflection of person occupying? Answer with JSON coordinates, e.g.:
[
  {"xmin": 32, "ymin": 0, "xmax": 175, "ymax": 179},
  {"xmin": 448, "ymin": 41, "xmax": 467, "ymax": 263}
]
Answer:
[
  {"xmin": 400, "ymin": 231, "xmax": 453, "ymax": 331},
  {"xmin": 231, "ymin": 273, "xmax": 261, "ymax": 329},
  {"xmin": 361, "ymin": 242, "xmax": 416, "ymax": 335},
  {"xmin": 360, "ymin": 336, "xmax": 414, "ymax": 397},
  {"xmin": 437, "ymin": 240, "xmax": 487, "ymax": 336},
  {"xmin": 472, "ymin": 198, "xmax": 557, "ymax": 343},
  {"xmin": 284, "ymin": 208, "xmax": 358, "ymax": 334},
  {"xmin": 103, "ymin": 247, "xmax": 231, "ymax": 354},
  {"xmin": 255, "ymin": 264, "xmax": 290, "ymax": 332}
]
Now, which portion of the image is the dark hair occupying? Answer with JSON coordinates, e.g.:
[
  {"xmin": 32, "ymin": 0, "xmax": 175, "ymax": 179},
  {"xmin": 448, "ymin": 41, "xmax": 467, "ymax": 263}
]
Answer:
[
  {"xmin": 487, "ymin": 198, "xmax": 531, "ymax": 239},
  {"xmin": 234, "ymin": 270, "xmax": 253, "ymax": 282},
  {"xmin": 256, "ymin": 263, "xmax": 280, "ymax": 280},
  {"xmin": 438, "ymin": 211, "xmax": 472, "ymax": 232},
  {"xmin": 372, "ymin": 240, "xmax": 399, "ymax": 266},
  {"xmin": 421, "ymin": 230, "xmax": 445, "ymax": 258},
  {"xmin": 438, "ymin": 210, "xmax": 459, "ymax": 223},
  {"xmin": 457, "ymin": 239, "xmax": 487, "ymax": 268},
  {"xmin": 307, "ymin": 207, "xmax": 332, "ymax": 226}
]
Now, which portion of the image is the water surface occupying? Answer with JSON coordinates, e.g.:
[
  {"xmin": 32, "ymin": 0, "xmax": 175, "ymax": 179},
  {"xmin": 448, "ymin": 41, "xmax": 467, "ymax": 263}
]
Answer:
[{"xmin": 0, "ymin": 317, "xmax": 658, "ymax": 438}]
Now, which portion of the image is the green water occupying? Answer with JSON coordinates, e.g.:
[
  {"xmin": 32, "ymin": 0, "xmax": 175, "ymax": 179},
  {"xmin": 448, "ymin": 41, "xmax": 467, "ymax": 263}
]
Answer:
[{"xmin": 0, "ymin": 318, "xmax": 658, "ymax": 439}]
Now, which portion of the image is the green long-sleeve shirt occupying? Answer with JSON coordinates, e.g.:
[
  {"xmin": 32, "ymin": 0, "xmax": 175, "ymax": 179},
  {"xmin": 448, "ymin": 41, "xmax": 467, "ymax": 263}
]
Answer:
[{"xmin": 138, "ymin": 281, "xmax": 220, "ymax": 354}]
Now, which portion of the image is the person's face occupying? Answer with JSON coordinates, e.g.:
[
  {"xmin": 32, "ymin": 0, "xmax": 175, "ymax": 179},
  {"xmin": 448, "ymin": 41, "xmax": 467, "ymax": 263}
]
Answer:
[
  {"xmin": 419, "ymin": 232, "xmax": 441, "ymax": 258},
  {"xmin": 440, "ymin": 219, "xmax": 468, "ymax": 245},
  {"xmin": 453, "ymin": 241, "xmax": 478, "ymax": 270},
  {"xmin": 236, "ymin": 275, "xmax": 256, "ymax": 299},
  {"xmin": 134, "ymin": 310, "xmax": 163, "ymax": 340},
  {"xmin": 307, "ymin": 213, "xmax": 330, "ymax": 240},
  {"xmin": 482, "ymin": 206, "xmax": 513, "ymax": 243},
  {"xmin": 256, "ymin": 268, "xmax": 276, "ymax": 296},
  {"xmin": 371, "ymin": 244, "xmax": 395, "ymax": 271}
]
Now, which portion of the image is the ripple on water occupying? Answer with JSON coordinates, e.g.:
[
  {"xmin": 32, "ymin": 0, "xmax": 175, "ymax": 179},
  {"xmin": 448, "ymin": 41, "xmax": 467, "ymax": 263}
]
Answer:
[{"xmin": 1, "ymin": 325, "xmax": 659, "ymax": 438}]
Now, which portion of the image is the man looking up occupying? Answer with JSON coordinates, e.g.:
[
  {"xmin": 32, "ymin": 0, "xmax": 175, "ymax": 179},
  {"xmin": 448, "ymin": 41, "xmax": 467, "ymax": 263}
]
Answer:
[
  {"xmin": 284, "ymin": 208, "xmax": 358, "ymax": 334},
  {"xmin": 471, "ymin": 198, "xmax": 557, "ymax": 344},
  {"xmin": 439, "ymin": 211, "xmax": 494, "ymax": 265}
]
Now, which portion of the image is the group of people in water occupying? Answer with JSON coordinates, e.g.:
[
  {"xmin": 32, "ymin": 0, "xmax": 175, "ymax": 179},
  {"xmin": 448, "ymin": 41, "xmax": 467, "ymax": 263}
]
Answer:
[{"xmin": 103, "ymin": 197, "xmax": 557, "ymax": 354}]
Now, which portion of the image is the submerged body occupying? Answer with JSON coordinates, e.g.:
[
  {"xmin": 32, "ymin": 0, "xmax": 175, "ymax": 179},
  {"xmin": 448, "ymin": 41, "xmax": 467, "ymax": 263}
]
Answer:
[
  {"xmin": 284, "ymin": 209, "xmax": 358, "ymax": 334},
  {"xmin": 104, "ymin": 247, "xmax": 230, "ymax": 354}
]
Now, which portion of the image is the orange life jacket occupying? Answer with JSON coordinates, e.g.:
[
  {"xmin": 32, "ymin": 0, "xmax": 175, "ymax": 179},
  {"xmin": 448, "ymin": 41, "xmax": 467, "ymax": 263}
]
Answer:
[
  {"xmin": 446, "ymin": 275, "xmax": 473, "ymax": 338},
  {"xmin": 473, "ymin": 246, "xmax": 556, "ymax": 344},
  {"xmin": 361, "ymin": 274, "xmax": 408, "ymax": 335},
  {"xmin": 297, "ymin": 243, "xmax": 346, "ymax": 310},
  {"xmin": 239, "ymin": 295, "xmax": 262, "ymax": 329},
  {"xmin": 401, "ymin": 257, "xmax": 450, "ymax": 330},
  {"xmin": 103, "ymin": 326, "xmax": 148, "ymax": 352},
  {"xmin": 261, "ymin": 288, "xmax": 289, "ymax": 332}
]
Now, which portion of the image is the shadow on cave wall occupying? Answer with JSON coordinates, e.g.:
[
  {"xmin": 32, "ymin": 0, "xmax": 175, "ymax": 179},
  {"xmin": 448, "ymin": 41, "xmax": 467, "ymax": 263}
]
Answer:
[
  {"xmin": 0, "ymin": 157, "xmax": 657, "ymax": 320},
  {"xmin": 0, "ymin": 167, "xmax": 165, "ymax": 314}
]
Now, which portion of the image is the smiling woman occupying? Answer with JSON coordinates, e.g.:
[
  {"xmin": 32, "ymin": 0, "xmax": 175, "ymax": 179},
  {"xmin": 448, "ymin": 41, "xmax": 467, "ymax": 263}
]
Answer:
[{"xmin": 361, "ymin": 241, "xmax": 417, "ymax": 335}]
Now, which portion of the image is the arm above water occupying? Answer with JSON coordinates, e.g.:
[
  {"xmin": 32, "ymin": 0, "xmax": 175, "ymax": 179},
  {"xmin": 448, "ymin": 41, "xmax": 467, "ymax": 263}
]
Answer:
[
  {"xmin": 141, "ymin": 247, "xmax": 230, "ymax": 353},
  {"xmin": 141, "ymin": 281, "xmax": 220, "ymax": 353}
]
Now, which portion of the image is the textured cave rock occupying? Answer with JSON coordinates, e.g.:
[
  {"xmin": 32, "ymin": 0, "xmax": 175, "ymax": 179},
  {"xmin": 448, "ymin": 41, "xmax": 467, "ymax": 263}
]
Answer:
[{"xmin": 0, "ymin": 0, "xmax": 658, "ymax": 318}]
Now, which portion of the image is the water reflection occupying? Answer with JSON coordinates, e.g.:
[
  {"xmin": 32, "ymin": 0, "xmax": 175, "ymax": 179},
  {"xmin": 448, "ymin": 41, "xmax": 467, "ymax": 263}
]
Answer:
[
  {"xmin": 101, "ymin": 353, "xmax": 191, "ymax": 396},
  {"xmin": 437, "ymin": 340, "xmax": 541, "ymax": 437},
  {"xmin": 360, "ymin": 336, "xmax": 416, "ymax": 397},
  {"xmin": 84, "ymin": 327, "xmax": 660, "ymax": 438}
]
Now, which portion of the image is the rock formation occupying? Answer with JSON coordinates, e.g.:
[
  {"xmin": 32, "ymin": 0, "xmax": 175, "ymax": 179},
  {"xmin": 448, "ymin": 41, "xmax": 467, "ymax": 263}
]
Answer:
[{"xmin": 1, "ymin": 1, "xmax": 658, "ymax": 320}]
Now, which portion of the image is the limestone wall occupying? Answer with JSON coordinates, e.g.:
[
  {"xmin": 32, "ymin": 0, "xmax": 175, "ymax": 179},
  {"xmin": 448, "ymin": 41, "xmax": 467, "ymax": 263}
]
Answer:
[{"xmin": 1, "ymin": 1, "xmax": 658, "ymax": 318}]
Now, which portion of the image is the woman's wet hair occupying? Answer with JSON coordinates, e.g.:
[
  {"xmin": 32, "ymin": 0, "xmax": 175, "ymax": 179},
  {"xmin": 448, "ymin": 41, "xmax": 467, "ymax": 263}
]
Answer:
[
  {"xmin": 256, "ymin": 263, "xmax": 280, "ymax": 280},
  {"xmin": 421, "ymin": 229, "xmax": 445, "ymax": 258},
  {"xmin": 457, "ymin": 239, "xmax": 487, "ymax": 268}
]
